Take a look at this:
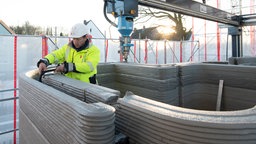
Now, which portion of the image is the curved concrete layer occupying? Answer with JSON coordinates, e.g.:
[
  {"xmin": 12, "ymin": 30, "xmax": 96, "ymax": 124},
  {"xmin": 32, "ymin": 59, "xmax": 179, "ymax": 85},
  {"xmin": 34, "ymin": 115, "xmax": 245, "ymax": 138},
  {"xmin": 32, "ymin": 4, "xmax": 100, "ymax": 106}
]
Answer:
[
  {"xmin": 229, "ymin": 57, "xmax": 256, "ymax": 65},
  {"xmin": 179, "ymin": 63, "xmax": 256, "ymax": 110},
  {"xmin": 42, "ymin": 74, "xmax": 120, "ymax": 105},
  {"xmin": 19, "ymin": 69, "xmax": 116, "ymax": 144},
  {"xmin": 97, "ymin": 63, "xmax": 179, "ymax": 105},
  {"xmin": 96, "ymin": 62, "xmax": 256, "ymax": 143},
  {"xmin": 19, "ymin": 63, "xmax": 256, "ymax": 143},
  {"xmin": 116, "ymin": 92, "xmax": 256, "ymax": 144},
  {"xmin": 97, "ymin": 63, "xmax": 256, "ymax": 109}
]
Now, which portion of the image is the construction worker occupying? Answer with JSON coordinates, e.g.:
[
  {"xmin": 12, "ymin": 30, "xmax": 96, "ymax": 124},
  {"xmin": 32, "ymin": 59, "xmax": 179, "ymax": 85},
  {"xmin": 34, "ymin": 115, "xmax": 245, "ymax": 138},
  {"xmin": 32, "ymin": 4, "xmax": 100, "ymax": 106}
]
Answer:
[{"xmin": 37, "ymin": 23, "xmax": 100, "ymax": 84}]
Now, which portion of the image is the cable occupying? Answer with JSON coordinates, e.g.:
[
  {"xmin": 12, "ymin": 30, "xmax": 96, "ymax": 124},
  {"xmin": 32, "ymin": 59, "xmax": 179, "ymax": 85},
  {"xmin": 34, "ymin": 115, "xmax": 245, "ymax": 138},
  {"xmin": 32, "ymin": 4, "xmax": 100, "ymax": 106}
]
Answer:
[{"xmin": 103, "ymin": 0, "xmax": 117, "ymax": 27}]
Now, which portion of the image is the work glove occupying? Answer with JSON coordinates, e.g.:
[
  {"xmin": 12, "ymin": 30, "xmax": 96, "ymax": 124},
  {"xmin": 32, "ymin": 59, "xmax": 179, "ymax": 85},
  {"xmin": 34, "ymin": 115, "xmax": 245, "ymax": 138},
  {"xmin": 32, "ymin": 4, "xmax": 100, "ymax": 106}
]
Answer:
[
  {"xmin": 37, "ymin": 58, "xmax": 49, "ymax": 75},
  {"xmin": 55, "ymin": 62, "xmax": 74, "ymax": 74},
  {"xmin": 38, "ymin": 63, "xmax": 47, "ymax": 75},
  {"xmin": 55, "ymin": 63, "xmax": 65, "ymax": 73}
]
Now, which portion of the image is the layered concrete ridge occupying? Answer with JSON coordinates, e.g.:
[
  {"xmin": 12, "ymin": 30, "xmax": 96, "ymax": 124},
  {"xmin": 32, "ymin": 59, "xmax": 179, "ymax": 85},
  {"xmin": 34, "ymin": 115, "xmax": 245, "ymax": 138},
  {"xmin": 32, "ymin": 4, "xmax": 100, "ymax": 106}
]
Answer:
[
  {"xmin": 41, "ymin": 74, "xmax": 120, "ymax": 105},
  {"xmin": 97, "ymin": 63, "xmax": 256, "ymax": 143},
  {"xmin": 19, "ymin": 69, "xmax": 116, "ymax": 144},
  {"xmin": 179, "ymin": 63, "xmax": 256, "ymax": 111},
  {"xmin": 19, "ymin": 62, "xmax": 256, "ymax": 143},
  {"xmin": 229, "ymin": 57, "xmax": 256, "ymax": 65},
  {"xmin": 116, "ymin": 92, "xmax": 256, "ymax": 144},
  {"xmin": 97, "ymin": 63, "xmax": 179, "ymax": 105},
  {"xmin": 98, "ymin": 62, "xmax": 256, "ymax": 111}
]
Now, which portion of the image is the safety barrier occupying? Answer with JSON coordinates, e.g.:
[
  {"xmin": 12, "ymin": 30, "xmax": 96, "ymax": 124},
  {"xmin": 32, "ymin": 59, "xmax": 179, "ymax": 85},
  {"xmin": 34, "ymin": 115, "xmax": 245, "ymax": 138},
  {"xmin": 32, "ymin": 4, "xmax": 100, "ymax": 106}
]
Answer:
[{"xmin": 19, "ymin": 69, "xmax": 116, "ymax": 144}]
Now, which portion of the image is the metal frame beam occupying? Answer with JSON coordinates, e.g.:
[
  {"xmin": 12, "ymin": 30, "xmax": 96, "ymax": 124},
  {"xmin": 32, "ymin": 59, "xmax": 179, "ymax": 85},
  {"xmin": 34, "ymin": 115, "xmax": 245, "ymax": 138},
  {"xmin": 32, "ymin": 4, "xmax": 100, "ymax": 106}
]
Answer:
[
  {"xmin": 138, "ymin": 0, "xmax": 240, "ymax": 26},
  {"xmin": 241, "ymin": 14, "xmax": 256, "ymax": 26}
]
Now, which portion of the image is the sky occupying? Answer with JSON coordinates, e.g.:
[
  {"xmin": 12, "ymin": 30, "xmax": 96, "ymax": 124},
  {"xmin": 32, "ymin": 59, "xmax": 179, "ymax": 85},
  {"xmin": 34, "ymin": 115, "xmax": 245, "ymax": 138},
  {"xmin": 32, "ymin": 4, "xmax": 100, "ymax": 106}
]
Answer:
[
  {"xmin": 0, "ymin": 0, "xmax": 177, "ymax": 38},
  {"xmin": 0, "ymin": 0, "xmax": 120, "ymax": 37},
  {"xmin": 1, "ymin": 0, "xmax": 252, "ymax": 37},
  {"xmin": 0, "ymin": 0, "xmax": 179, "ymax": 38}
]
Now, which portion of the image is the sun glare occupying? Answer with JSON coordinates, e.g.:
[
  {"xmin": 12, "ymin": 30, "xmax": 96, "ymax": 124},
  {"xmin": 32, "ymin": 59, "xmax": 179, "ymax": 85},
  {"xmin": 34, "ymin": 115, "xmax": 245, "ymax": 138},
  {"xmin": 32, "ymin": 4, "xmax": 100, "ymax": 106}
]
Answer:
[{"xmin": 156, "ymin": 26, "xmax": 176, "ymax": 35}]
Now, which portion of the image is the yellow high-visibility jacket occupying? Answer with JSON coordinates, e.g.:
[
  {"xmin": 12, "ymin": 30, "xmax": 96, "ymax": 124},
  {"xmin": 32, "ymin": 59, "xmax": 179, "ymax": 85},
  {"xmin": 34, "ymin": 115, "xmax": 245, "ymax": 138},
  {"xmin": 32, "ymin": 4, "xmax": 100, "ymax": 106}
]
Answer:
[{"xmin": 44, "ymin": 41, "xmax": 100, "ymax": 83}]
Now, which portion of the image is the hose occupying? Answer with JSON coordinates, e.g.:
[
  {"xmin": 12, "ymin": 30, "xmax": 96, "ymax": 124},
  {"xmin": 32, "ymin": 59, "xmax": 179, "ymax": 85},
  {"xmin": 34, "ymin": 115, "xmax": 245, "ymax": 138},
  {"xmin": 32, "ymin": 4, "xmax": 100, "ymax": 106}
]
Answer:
[
  {"xmin": 39, "ymin": 67, "xmax": 56, "ymax": 82},
  {"xmin": 103, "ymin": 0, "xmax": 118, "ymax": 27}
]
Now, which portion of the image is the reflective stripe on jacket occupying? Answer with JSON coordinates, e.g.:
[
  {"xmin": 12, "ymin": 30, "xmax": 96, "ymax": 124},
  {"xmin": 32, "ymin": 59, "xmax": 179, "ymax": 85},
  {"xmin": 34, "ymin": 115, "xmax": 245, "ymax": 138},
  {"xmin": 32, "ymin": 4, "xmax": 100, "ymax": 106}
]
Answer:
[{"xmin": 45, "ymin": 42, "xmax": 100, "ymax": 83}]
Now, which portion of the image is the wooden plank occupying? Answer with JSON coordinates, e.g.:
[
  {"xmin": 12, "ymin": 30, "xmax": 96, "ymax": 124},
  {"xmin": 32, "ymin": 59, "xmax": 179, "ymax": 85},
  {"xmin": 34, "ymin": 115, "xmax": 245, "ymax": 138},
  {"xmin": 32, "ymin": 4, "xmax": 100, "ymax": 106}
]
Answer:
[{"xmin": 216, "ymin": 80, "xmax": 224, "ymax": 111}]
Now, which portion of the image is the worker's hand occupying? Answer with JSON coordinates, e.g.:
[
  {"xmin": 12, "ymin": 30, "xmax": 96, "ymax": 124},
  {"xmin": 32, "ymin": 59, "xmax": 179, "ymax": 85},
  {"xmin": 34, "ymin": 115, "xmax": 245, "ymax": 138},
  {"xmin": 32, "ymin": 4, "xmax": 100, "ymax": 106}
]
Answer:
[
  {"xmin": 55, "ymin": 64, "xmax": 65, "ymax": 73},
  {"xmin": 38, "ymin": 63, "xmax": 47, "ymax": 75}
]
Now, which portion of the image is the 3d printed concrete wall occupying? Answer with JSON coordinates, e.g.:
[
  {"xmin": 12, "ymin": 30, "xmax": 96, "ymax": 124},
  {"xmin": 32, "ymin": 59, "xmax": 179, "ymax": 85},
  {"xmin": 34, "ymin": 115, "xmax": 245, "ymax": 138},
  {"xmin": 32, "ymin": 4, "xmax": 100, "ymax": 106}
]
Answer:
[
  {"xmin": 97, "ymin": 63, "xmax": 179, "ymax": 106},
  {"xmin": 19, "ymin": 62, "xmax": 256, "ymax": 144},
  {"xmin": 97, "ymin": 63, "xmax": 256, "ymax": 143},
  {"xmin": 97, "ymin": 63, "xmax": 256, "ymax": 111},
  {"xmin": 116, "ymin": 92, "xmax": 256, "ymax": 144},
  {"xmin": 178, "ymin": 63, "xmax": 256, "ymax": 111},
  {"xmin": 19, "ymin": 69, "xmax": 116, "ymax": 144}
]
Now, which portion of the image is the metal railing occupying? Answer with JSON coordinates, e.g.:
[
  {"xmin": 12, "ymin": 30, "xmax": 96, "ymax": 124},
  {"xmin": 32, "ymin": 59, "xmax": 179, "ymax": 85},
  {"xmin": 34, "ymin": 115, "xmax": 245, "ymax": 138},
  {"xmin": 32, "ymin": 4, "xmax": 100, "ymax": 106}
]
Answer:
[{"xmin": 0, "ymin": 88, "xmax": 19, "ymax": 144}]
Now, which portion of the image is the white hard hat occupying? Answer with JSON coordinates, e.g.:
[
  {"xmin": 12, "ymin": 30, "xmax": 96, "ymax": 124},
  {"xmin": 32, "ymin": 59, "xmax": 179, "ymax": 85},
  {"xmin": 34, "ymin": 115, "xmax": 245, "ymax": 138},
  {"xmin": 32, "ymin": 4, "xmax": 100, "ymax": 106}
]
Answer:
[{"xmin": 69, "ymin": 23, "xmax": 89, "ymax": 38}]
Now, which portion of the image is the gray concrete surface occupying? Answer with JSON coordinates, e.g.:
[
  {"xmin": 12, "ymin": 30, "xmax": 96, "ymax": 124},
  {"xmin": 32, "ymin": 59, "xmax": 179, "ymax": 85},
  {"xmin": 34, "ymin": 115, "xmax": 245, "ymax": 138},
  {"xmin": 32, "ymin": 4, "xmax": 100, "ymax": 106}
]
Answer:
[
  {"xmin": 19, "ymin": 69, "xmax": 116, "ymax": 144},
  {"xmin": 97, "ymin": 62, "xmax": 256, "ymax": 143},
  {"xmin": 19, "ymin": 62, "xmax": 256, "ymax": 144}
]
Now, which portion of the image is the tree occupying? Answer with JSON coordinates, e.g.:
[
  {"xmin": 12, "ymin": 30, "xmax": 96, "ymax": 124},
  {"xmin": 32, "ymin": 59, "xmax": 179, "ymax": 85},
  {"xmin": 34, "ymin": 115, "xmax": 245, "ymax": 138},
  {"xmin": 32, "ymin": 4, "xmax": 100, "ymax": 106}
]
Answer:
[
  {"xmin": 10, "ymin": 21, "xmax": 42, "ymax": 35},
  {"xmin": 136, "ymin": 7, "xmax": 192, "ymax": 41},
  {"xmin": 45, "ymin": 27, "xmax": 53, "ymax": 36}
]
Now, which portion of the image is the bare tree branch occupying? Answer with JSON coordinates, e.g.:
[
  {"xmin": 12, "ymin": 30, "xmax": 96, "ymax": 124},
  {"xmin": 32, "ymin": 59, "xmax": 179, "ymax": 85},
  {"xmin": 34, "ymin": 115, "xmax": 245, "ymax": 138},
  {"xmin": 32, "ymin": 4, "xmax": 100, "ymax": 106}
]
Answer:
[
  {"xmin": 135, "ymin": 15, "xmax": 155, "ymax": 24},
  {"xmin": 134, "ymin": 6, "xmax": 192, "ymax": 41}
]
